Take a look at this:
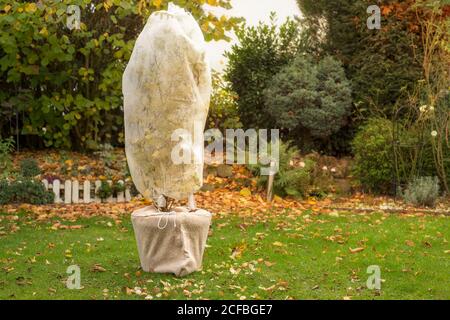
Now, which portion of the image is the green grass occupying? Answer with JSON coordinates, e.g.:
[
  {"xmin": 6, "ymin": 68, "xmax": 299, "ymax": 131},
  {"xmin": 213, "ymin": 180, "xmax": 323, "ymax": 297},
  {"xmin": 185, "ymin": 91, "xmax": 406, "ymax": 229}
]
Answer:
[{"xmin": 0, "ymin": 209, "xmax": 449, "ymax": 300}]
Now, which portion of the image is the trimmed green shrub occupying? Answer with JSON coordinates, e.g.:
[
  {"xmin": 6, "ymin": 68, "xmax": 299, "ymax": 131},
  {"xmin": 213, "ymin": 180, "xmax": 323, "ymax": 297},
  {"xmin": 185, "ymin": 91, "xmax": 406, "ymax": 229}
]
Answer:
[
  {"xmin": 112, "ymin": 180, "xmax": 126, "ymax": 194},
  {"xmin": 95, "ymin": 180, "xmax": 125, "ymax": 201},
  {"xmin": 402, "ymin": 176, "xmax": 440, "ymax": 207},
  {"xmin": 264, "ymin": 55, "xmax": 352, "ymax": 145},
  {"xmin": 352, "ymin": 118, "xmax": 395, "ymax": 194},
  {"xmin": 96, "ymin": 180, "xmax": 113, "ymax": 201},
  {"xmin": 0, "ymin": 179, "xmax": 54, "ymax": 204},
  {"xmin": 20, "ymin": 158, "xmax": 41, "ymax": 177},
  {"xmin": 249, "ymin": 142, "xmax": 315, "ymax": 198},
  {"xmin": 225, "ymin": 16, "xmax": 304, "ymax": 130}
]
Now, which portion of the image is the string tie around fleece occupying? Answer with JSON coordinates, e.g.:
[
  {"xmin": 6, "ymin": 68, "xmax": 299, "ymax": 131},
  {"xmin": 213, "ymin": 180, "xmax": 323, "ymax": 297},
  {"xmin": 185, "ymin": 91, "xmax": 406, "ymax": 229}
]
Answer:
[{"xmin": 157, "ymin": 211, "xmax": 177, "ymax": 230}]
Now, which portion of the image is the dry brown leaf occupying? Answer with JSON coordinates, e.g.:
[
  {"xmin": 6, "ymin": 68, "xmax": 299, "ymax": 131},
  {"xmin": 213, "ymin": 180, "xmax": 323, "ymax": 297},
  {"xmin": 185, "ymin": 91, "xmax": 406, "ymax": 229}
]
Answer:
[
  {"xmin": 405, "ymin": 240, "xmax": 415, "ymax": 247},
  {"xmin": 91, "ymin": 264, "xmax": 106, "ymax": 272},
  {"xmin": 349, "ymin": 247, "xmax": 365, "ymax": 254},
  {"xmin": 264, "ymin": 261, "xmax": 275, "ymax": 267}
]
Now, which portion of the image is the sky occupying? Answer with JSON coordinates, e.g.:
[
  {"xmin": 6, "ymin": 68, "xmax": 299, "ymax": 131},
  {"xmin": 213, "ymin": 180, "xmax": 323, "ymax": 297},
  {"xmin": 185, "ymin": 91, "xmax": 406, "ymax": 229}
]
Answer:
[{"xmin": 204, "ymin": 0, "xmax": 302, "ymax": 72}]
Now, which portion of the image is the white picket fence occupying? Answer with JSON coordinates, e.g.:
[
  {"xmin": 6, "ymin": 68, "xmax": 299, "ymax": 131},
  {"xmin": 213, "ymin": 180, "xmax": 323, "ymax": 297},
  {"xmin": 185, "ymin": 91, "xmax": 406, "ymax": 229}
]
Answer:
[{"xmin": 41, "ymin": 179, "xmax": 132, "ymax": 204}]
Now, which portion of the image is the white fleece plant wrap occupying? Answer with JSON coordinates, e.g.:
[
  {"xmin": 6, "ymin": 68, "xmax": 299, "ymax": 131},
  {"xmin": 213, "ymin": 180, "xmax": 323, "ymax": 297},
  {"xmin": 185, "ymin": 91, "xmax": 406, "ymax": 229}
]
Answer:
[{"xmin": 123, "ymin": 4, "xmax": 212, "ymax": 202}]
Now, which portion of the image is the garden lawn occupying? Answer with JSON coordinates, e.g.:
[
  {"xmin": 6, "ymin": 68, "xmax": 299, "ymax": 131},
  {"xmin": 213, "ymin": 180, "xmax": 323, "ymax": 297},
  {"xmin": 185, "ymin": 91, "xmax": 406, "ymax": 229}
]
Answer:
[{"xmin": 0, "ymin": 209, "xmax": 448, "ymax": 300}]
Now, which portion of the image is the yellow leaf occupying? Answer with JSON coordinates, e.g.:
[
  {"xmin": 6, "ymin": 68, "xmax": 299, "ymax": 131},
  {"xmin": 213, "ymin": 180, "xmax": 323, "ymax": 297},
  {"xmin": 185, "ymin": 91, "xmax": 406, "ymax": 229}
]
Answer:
[
  {"xmin": 64, "ymin": 249, "xmax": 72, "ymax": 258},
  {"xmin": 239, "ymin": 188, "xmax": 251, "ymax": 197},
  {"xmin": 230, "ymin": 243, "xmax": 246, "ymax": 260},
  {"xmin": 207, "ymin": 0, "xmax": 217, "ymax": 5},
  {"xmin": 39, "ymin": 27, "xmax": 48, "ymax": 37},
  {"xmin": 201, "ymin": 22, "xmax": 210, "ymax": 32},
  {"xmin": 4, "ymin": 4, "xmax": 11, "ymax": 13},
  {"xmin": 152, "ymin": 0, "xmax": 162, "ymax": 8},
  {"xmin": 103, "ymin": 0, "xmax": 113, "ymax": 11},
  {"xmin": 272, "ymin": 241, "xmax": 284, "ymax": 247},
  {"xmin": 25, "ymin": 3, "xmax": 37, "ymax": 13},
  {"xmin": 273, "ymin": 195, "xmax": 283, "ymax": 203}
]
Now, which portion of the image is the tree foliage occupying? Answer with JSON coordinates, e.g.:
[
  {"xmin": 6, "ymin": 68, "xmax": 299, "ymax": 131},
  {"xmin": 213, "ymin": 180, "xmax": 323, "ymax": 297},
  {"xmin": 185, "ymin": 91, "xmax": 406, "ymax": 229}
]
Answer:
[
  {"xmin": 0, "ymin": 0, "xmax": 241, "ymax": 150},
  {"xmin": 224, "ymin": 16, "xmax": 304, "ymax": 130},
  {"xmin": 296, "ymin": 0, "xmax": 425, "ymax": 117}
]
